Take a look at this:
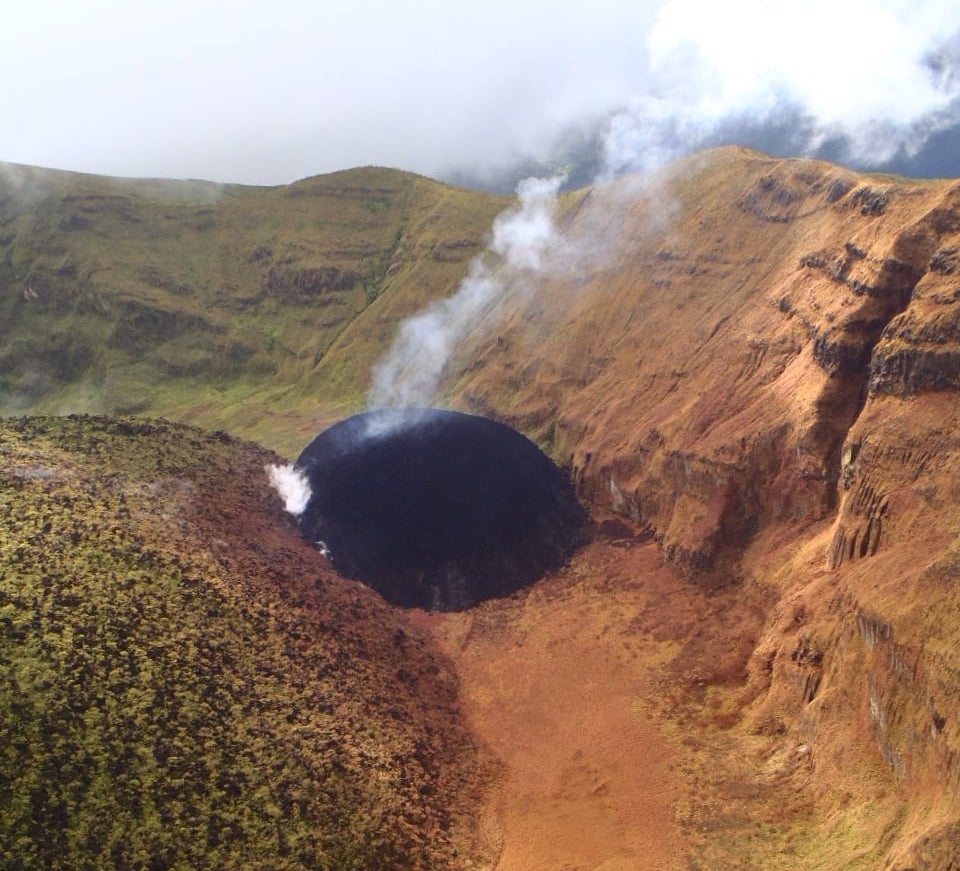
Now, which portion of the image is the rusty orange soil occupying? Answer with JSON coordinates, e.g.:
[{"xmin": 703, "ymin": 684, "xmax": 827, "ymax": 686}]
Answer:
[{"xmin": 411, "ymin": 539, "xmax": 709, "ymax": 871}]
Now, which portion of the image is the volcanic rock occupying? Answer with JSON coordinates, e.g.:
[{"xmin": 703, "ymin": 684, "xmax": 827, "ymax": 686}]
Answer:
[{"xmin": 295, "ymin": 408, "xmax": 586, "ymax": 610}]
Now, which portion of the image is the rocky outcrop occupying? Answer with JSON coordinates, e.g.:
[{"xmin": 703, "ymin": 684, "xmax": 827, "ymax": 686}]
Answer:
[
  {"xmin": 829, "ymin": 440, "xmax": 894, "ymax": 568},
  {"xmin": 863, "ymin": 188, "xmax": 960, "ymax": 396},
  {"xmin": 870, "ymin": 293, "xmax": 960, "ymax": 393},
  {"xmin": 800, "ymin": 248, "xmax": 920, "ymax": 377},
  {"xmin": 265, "ymin": 262, "xmax": 359, "ymax": 302}
]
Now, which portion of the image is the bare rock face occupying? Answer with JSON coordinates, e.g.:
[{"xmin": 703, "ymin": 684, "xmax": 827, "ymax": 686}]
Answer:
[
  {"xmin": 869, "ymin": 291, "xmax": 960, "ymax": 395},
  {"xmin": 452, "ymin": 152, "xmax": 960, "ymax": 577},
  {"xmin": 869, "ymin": 344, "xmax": 960, "ymax": 394},
  {"xmin": 265, "ymin": 263, "xmax": 359, "ymax": 302},
  {"xmin": 295, "ymin": 408, "xmax": 586, "ymax": 610}
]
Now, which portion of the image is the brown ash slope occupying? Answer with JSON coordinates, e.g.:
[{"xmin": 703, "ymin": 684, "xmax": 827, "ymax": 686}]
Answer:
[
  {"xmin": 0, "ymin": 415, "xmax": 489, "ymax": 870},
  {"xmin": 439, "ymin": 147, "xmax": 960, "ymax": 868}
]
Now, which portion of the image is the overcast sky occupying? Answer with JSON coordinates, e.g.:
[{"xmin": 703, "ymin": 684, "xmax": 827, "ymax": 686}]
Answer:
[{"xmin": 3, "ymin": 0, "xmax": 959, "ymax": 185}]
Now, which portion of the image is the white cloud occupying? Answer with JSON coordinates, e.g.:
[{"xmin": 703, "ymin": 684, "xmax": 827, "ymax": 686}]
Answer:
[
  {"xmin": 0, "ymin": 0, "xmax": 958, "ymax": 183},
  {"xmin": 641, "ymin": 0, "xmax": 960, "ymax": 162},
  {"xmin": 662, "ymin": 0, "xmax": 950, "ymax": 121}
]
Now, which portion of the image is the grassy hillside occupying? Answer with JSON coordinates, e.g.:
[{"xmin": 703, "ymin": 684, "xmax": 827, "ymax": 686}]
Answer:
[
  {"xmin": 0, "ymin": 163, "xmax": 505, "ymax": 455},
  {"xmin": 0, "ymin": 415, "xmax": 489, "ymax": 870}
]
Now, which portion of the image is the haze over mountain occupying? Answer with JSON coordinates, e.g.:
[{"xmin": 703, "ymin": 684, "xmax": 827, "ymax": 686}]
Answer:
[{"xmin": 4, "ymin": 0, "xmax": 960, "ymax": 188}]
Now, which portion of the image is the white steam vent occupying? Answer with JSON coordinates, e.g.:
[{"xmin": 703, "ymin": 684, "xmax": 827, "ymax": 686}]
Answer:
[
  {"xmin": 266, "ymin": 463, "xmax": 312, "ymax": 516},
  {"xmin": 366, "ymin": 174, "xmax": 566, "ymax": 412}
]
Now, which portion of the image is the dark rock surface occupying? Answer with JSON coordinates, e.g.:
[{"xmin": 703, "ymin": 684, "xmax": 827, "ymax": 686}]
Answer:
[{"xmin": 295, "ymin": 408, "xmax": 587, "ymax": 610}]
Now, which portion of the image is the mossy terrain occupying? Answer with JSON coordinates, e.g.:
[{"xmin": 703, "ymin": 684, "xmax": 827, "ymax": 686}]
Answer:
[
  {"xmin": 0, "ymin": 164, "xmax": 506, "ymax": 455},
  {"xmin": 0, "ymin": 415, "xmax": 489, "ymax": 870}
]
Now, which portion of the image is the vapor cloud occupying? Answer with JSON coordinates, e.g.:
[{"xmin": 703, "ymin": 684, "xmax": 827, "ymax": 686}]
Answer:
[
  {"xmin": 0, "ymin": 161, "xmax": 60, "ymax": 208},
  {"xmin": 366, "ymin": 175, "xmax": 566, "ymax": 410}
]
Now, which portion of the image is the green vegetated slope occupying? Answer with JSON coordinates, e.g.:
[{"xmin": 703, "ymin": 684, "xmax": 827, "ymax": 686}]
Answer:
[
  {"xmin": 0, "ymin": 163, "xmax": 506, "ymax": 456},
  {"xmin": 0, "ymin": 415, "xmax": 489, "ymax": 870}
]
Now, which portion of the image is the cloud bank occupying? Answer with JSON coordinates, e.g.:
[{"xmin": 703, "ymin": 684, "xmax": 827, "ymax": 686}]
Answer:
[
  {"xmin": 2, "ymin": 0, "xmax": 959, "ymax": 185},
  {"xmin": 599, "ymin": 0, "xmax": 960, "ymax": 178}
]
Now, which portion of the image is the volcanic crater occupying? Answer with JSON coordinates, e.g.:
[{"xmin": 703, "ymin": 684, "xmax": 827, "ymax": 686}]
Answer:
[{"xmin": 294, "ymin": 407, "xmax": 587, "ymax": 610}]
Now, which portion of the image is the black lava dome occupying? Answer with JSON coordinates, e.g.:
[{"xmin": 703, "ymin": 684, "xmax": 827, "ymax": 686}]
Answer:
[{"xmin": 295, "ymin": 408, "xmax": 586, "ymax": 610}]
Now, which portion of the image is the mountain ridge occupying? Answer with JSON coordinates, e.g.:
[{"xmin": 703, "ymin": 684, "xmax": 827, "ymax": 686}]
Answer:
[{"xmin": 0, "ymin": 161, "xmax": 506, "ymax": 453}]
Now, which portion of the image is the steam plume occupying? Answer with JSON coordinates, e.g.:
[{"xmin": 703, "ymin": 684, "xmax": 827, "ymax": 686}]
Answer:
[
  {"xmin": 357, "ymin": 2, "xmax": 960, "ymax": 431},
  {"xmin": 366, "ymin": 174, "xmax": 566, "ymax": 411},
  {"xmin": 266, "ymin": 464, "xmax": 312, "ymax": 516}
]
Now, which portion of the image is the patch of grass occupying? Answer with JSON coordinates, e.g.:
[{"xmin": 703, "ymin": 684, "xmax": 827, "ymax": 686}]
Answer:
[{"xmin": 0, "ymin": 415, "xmax": 488, "ymax": 869}]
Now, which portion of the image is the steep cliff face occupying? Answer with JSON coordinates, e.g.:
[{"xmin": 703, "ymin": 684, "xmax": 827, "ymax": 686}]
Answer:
[
  {"xmin": 453, "ymin": 150, "xmax": 958, "ymax": 575},
  {"xmin": 804, "ymin": 389, "xmax": 960, "ymax": 868},
  {"xmin": 444, "ymin": 147, "xmax": 960, "ymax": 867}
]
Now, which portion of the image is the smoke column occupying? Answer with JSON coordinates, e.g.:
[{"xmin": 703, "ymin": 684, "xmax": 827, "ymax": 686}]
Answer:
[{"xmin": 366, "ymin": 174, "xmax": 566, "ymax": 412}]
